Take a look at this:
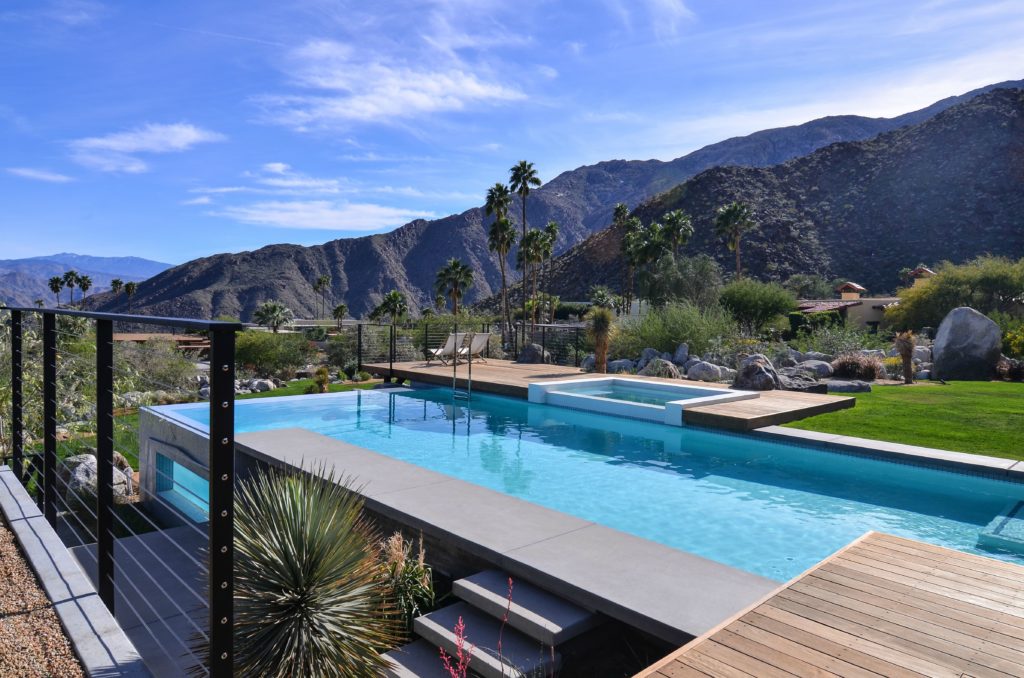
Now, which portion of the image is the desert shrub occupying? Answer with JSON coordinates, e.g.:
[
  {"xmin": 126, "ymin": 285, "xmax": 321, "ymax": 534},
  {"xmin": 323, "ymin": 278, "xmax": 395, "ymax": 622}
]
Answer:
[
  {"xmin": 884, "ymin": 256, "xmax": 1024, "ymax": 329},
  {"xmin": 304, "ymin": 326, "xmax": 329, "ymax": 342},
  {"xmin": 354, "ymin": 371, "xmax": 373, "ymax": 382},
  {"xmin": 703, "ymin": 335, "xmax": 791, "ymax": 369},
  {"xmin": 639, "ymin": 254, "xmax": 724, "ymax": 310},
  {"xmin": 990, "ymin": 311, "xmax": 1024, "ymax": 358},
  {"xmin": 882, "ymin": 356, "xmax": 904, "ymax": 380},
  {"xmin": 235, "ymin": 332, "xmax": 314, "ymax": 378},
  {"xmin": 342, "ymin": 360, "xmax": 358, "ymax": 380},
  {"xmin": 719, "ymin": 279, "xmax": 796, "ymax": 335},
  {"xmin": 831, "ymin": 353, "xmax": 885, "ymax": 381},
  {"xmin": 313, "ymin": 366, "xmax": 330, "ymax": 393},
  {"xmin": 790, "ymin": 323, "xmax": 886, "ymax": 355},
  {"xmin": 782, "ymin": 273, "xmax": 836, "ymax": 299},
  {"xmin": 326, "ymin": 334, "xmax": 356, "ymax": 368},
  {"xmin": 116, "ymin": 337, "xmax": 196, "ymax": 391},
  {"xmin": 226, "ymin": 467, "xmax": 399, "ymax": 676},
  {"xmin": 377, "ymin": 532, "xmax": 435, "ymax": 640},
  {"xmin": 611, "ymin": 302, "xmax": 737, "ymax": 358},
  {"xmin": 554, "ymin": 302, "xmax": 590, "ymax": 320}
]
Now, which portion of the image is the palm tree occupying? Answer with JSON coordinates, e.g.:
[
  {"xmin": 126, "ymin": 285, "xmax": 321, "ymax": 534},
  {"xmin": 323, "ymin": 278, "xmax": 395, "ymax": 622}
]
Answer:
[
  {"xmin": 314, "ymin": 274, "xmax": 331, "ymax": 319},
  {"xmin": 48, "ymin": 276, "xmax": 63, "ymax": 307},
  {"xmin": 62, "ymin": 270, "xmax": 79, "ymax": 304},
  {"xmin": 110, "ymin": 278, "xmax": 124, "ymax": 300},
  {"xmin": 661, "ymin": 209, "xmax": 694, "ymax": 256},
  {"xmin": 253, "ymin": 300, "xmax": 294, "ymax": 333},
  {"xmin": 714, "ymin": 201, "xmax": 756, "ymax": 279},
  {"xmin": 620, "ymin": 216, "xmax": 645, "ymax": 313},
  {"xmin": 332, "ymin": 303, "xmax": 348, "ymax": 329},
  {"xmin": 435, "ymin": 259, "xmax": 474, "ymax": 316},
  {"xmin": 77, "ymin": 274, "xmax": 92, "ymax": 302},
  {"xmin": 895, "ymin": 330, "xmax": 916, "ymax": 385},
  {"xmin": 123, "ymin": 281, "xmax": 138, "ymax": 312},
  {"xmin": 487, "ymin": 217, "xmax": 517, "ymax": 340},
  {"xmin": 509, "ymin": 160, "xmax": 541, "ymax": 343},
  {"xmin": 542, "ymin": 220, "xmax": 559, "ymax": 320},
  {"xmin": 517, "ymin": 229, "xmax": 545, "ymax": 329},
  {"xmin": 375, "ymin": 290, "xmax": 408, "ymax": 324},
  {"xmin": 434, "ymin": 294, "xmax": 446, "ymax": 314},
  {"xmin": 586, "ymin": 306, "xmax": 616, "ymax": 374}
]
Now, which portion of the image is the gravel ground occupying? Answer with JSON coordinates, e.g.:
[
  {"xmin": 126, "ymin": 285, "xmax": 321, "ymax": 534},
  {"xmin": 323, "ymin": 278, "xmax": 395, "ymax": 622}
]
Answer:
[{"xmin": 0, "ymin": 519, "xmax": 84, "ymax": 677}]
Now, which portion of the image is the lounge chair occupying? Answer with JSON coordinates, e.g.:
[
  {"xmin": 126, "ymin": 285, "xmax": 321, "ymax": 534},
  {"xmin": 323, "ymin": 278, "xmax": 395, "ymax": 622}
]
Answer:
[
  {"xmin": 427, "ymin": 332, "xmax": 466, "ymax": 365},
  {"xmin": 459, "ymin": 332, "xmax": 491, "ymax": 363}
]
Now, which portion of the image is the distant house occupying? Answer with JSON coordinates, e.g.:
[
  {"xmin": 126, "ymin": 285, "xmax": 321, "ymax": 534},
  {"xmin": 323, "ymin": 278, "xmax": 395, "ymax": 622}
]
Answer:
[
  {"xmin": 796, "ymin": 281, "xmax": 899, "ymax": 333},
  {"xmin": 909, "ymin": 266, "xmax": 936, "ymax": 286}
]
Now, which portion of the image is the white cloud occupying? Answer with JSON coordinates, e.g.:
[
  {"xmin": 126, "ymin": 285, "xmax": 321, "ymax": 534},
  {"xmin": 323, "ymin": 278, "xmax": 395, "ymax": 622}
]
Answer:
[
  {"xmin": 6, "ymin": 167, "xmax": 75, "ymax": 183},
  {"xmin": 537, "ymin": 64, "xmax": 559, "ymax": 79},
  {"xmin": 212, "ymin": 200, "xmax": 434, "ymax": 231},
  {"xmin": 257, "ymin": 39, "xmax": 524, "ymax": 130},
  {"xmin": 603, "ymin": 0, "xmax": 694, "ymax": 37},
  {"xmin": 181, "ymin": 196, "xmax": 212, "ymax": 205},
  {"xmin": 70, "ymin": 122, "xmax": 225, "ymax": 173},
  {"xmin": 261, "ymin": 162, "xmax": 290, "ymax": 174}
]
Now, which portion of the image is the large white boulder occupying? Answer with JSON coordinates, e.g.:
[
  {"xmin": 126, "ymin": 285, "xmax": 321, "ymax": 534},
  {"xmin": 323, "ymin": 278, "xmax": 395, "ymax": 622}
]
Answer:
[{"xmin": 932, "ymin": 307, "xmax": 1001, "ymax": 381}]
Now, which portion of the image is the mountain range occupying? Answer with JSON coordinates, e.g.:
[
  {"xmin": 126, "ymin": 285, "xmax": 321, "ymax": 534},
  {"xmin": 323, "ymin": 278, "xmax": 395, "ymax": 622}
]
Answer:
[
  {"xmin": 0, "ymin": 254, "xmax": 172, "ymax": 308},
  {"xmin": 81, "ymin": 79, "xmax": 1023, "ymax": 320},
  {"xmin": 532, "ymin": 87, "xmax": 1024, "ymax": 300}
]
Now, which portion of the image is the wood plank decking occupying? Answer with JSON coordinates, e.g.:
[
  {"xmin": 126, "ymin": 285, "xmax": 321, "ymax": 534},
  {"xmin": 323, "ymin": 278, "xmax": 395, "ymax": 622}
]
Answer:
[
  {"xmin": 639, "ymin": 532, "xmax": 1024, "ymax": 678},
  {"xmin": 365, "ymin": 359, "xmax": 854, "ymax": 430}
]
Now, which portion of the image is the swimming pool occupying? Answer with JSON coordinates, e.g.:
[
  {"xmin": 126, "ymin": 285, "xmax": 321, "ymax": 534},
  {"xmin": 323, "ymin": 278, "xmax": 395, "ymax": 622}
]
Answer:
[{"xmin": 162, "ymin": 387, "xmax": 1024, "ymax": 581}]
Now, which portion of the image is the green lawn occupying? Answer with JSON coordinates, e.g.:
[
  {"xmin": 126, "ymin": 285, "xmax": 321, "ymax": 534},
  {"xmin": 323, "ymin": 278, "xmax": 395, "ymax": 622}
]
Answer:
[
  {"xmin": 236, "ymin": 378, "xmax": 379, "ymax": 399},
  {"xmin": 786, "ymin": 381, "xmax": 1024, "ymax": 461}
]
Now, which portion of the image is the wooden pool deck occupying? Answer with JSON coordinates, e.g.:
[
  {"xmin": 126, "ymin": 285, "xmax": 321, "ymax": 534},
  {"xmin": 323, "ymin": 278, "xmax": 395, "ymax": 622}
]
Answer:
[
  {"xmin": 365, "ymin": 359, "xmax": 854, "ymax": 430},
  {"xmin": 638, "ymin": 531, "xmax": 1024, "ymax": 678}
]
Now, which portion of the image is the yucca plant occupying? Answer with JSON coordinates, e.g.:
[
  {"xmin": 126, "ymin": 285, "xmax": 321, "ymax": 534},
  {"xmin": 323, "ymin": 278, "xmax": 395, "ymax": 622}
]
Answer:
[
  {"xmin": 227, "ymin": 467, "xmax": 400, "ymax": 677},
  {"xmin": 586, "ymin": 306, "xmax": 616, "ymax": 373},
  {"xmin": 894, "ymin": 330, "xmax": 916, "ymax": 385}
]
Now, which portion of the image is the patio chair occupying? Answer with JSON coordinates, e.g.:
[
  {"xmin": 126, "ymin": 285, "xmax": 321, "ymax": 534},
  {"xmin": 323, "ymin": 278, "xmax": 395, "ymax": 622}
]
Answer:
[
  {"xmin": 427, "ymin": 332, "xmax": 466, "ymax": 365},
  {"xmin": 459, "ymin": 332, "xmax": 491, "ymax": 363}
]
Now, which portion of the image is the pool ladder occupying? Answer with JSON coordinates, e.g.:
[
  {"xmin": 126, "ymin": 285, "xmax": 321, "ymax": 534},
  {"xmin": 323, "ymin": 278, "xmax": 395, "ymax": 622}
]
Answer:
[{"xmin": 452, "ymin": 330, "xmax": 473, "ymax": 401}]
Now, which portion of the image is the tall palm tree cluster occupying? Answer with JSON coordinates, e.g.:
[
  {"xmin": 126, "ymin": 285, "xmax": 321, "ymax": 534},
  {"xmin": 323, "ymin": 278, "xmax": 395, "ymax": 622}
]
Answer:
[
  {"xmin": 618, "ymin": 199, "xmax": 757, "ymax": 312},
  {"xmin": 46, "ymin": 270, "xmax": 94, "ymax": 307}
]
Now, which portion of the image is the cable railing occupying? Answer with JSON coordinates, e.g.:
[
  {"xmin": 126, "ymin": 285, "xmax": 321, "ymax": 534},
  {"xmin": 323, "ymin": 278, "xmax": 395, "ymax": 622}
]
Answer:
[{"xmin": 1, "ymin": 306, "xmax": 240, "ymax": 678}]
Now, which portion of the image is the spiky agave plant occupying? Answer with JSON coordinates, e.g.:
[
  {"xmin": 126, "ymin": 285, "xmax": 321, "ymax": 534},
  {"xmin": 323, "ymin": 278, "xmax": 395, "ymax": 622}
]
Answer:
[
  {"xmin": 894, "ymin": 330, "xmax": 916, "ymax": 385},
  {"xmin": 230, "ymin": 467, "xmax": 400, "ymax": 677},
  {"xmin": 586, "ymin": 306, "xmax": 616, "ymax": 374}
]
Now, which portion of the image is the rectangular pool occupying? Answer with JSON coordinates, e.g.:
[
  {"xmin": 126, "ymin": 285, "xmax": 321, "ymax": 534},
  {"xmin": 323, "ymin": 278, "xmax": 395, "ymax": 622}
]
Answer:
[
  {"xmin": 528, "ymin": 377, "xmax": 758, "ymax": 425},
  {"xmin": 158, "ymin": 387, "xmax": 1024, "ymax": 581}
]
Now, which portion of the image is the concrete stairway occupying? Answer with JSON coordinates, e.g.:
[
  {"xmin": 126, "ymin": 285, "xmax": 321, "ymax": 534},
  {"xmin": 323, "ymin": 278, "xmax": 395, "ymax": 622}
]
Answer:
[{"xmin": 383, "ymin": 569, "xmax": 600, "ymax": 677}]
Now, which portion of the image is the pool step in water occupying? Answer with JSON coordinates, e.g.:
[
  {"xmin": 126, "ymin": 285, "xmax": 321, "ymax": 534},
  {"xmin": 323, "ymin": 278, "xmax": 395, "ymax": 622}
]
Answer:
[
  {"xmin": 453, "ymin": 569, "xmax": 600, "ymax": 646},
  {"xmin": 382, "ymin": 638, "xmax": 451, "ymax": 678},
  {"xmin": 414, "ymin": 601, "xmax": 562, "ymax": 678}
]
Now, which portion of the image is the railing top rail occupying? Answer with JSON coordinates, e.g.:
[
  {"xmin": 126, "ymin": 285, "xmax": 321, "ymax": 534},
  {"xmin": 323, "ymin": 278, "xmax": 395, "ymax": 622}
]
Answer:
[{"xmin": 1, "ymin": 306, "xmax": 244, "ymax": 331}]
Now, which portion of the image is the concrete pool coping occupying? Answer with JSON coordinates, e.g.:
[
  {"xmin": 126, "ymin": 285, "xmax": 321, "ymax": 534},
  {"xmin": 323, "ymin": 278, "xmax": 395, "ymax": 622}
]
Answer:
[
  {"xmin": 753, "ymin": 425, "xmax": 1024, "ymax": 480},
  {"xmin": 233, "ymin": 427, "xmax": 777, "ymax": 645}
]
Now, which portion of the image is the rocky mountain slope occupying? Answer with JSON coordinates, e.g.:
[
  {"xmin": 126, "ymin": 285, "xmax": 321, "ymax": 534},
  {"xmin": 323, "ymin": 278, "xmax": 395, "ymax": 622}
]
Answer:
[
  {"xmin": 533, "ymin": 87, "xmax": 1024, "ymax": 300},
  {"xmin": 85, "ymin": 80, "xmax": 1023, "ymax": 320},
  {"xmin": 0, "ymin": 254, "xmax": 172, "ymax": 307}
]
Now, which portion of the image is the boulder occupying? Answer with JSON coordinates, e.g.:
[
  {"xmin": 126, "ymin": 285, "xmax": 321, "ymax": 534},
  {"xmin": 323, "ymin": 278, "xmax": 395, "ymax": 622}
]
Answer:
[
  {"xmin": 797, "ymin": 359, "xmax": 833, "ymax": 379},
  {"xmin": 828, "ymin": 380, "xmax": 871, "ymax": 393},
  {"xmin": 517, "ymin": 343, "xmax": 552, "ymax": 364},
  {"xmin": 732, "ymin": 356, "xmax": 782, "ymax": 391},
  {"xmin": 780, "ymin": 372, "xmax": 828, "ymax": 393},
  {"xmin": 913, "ymin": 345, "xmax": 931, "ymax": 363},
  {"xmin": 788, "ymin": 349, "xmax": 804, "ymax": 363},
  {"xmin": 932, "ymin": 307, "xmax": 1002, "ymax": 380},
  {"xmin": 64, "ymin": 454, "xmax": 131, "ymax": 515},
  {"xmin": 915, "ymin": 370, "xmax": 931, "ymax": 380},
  {"xmin": 671, "ymin": 343, "xmax": 690, "ymax": 365},
  {"xmin": 638, "ymin": 358, "xmax": 681, "ymax": 379},
  {"xmin": 607, "ymin": 359, "xmax": 634, "ymax": 374},
  {"xmin": 860, "ymin": 349, "xmax": 885, "ymax": 359},
  {"xmin": 199, "ymin": 386, "xmax": 210, "ymax": 399},
  {"xmin": 636, "ymin": 348, "xmax": 661, "ymax": 371},
  {"xmin": 580, "ymin": 354, "xmax": 596, "ymax": 372},
  {"xmin": 251, "ymin": 379, "xmax": 275, "ymax": 393},
  {"xmin": 685, "ymin": 361, "xmax": 721, "ymax": 382},
  {"xmin": 682, "ymin": 357, "xmax": 701, "ymax": 372},
  {"xmin": 719, "ymin": 367, "xmax": 737, "ymax": 381},
  {"xmin": 776, "ymin": 354, "xmax": 797, "ymax": 368}
]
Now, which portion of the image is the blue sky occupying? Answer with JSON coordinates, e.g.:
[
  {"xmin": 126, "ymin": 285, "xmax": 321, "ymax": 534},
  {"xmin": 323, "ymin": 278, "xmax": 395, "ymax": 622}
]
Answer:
[{"xmin": 2, "ymin": 0, "xmax": 1022, "ymax": 264}]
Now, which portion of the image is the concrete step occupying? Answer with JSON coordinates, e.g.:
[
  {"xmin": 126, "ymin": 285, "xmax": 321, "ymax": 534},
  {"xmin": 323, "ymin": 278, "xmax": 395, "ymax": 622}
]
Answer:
[
  {"xmin": 453, "ymin": 570, "xmax": 600, "ymax": 646},
  {"xmin": 414, "ymin": 602, "xmax": 561, "ymax": 678},
  {"xmin": 382, "ymin": 639, "xmax": 451, "ymax": 678}
]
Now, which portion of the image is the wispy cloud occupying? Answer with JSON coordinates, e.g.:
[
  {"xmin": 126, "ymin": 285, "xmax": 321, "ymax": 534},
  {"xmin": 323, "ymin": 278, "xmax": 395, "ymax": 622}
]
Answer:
[
  {"xmin": 1, "ymin": 0, "xmax": 105, "ymax": 26},
  {"xmin": 603, "ymin": 0, "xmax": 694, "ymax": 38},
  {"xmin": 181, "ymin": 195, "xmax": 212, "ymax": 205},
  {"xmin": 256, "ymin": 39, "xmax": 524, "ymax": 130},
  {"xmin": 6, "ymin": 167, "xmax": 75, "ymax": 183},
  {"xmin": 211, "ymin": 200, "xmax": 434, "ymax": 231},
  {"xmin": 70, "ymin": 122, "xmax": 225, "ymax": 173}
]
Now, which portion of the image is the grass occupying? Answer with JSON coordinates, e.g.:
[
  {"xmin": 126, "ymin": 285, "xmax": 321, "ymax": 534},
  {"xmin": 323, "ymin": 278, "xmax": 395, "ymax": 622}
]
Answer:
[
  {"xmin": 786, "ymin": 381, "xmax": 1024, "ymax": 461},
  {"xmin": 237, "ymin": 378, "xmax": 379, "ymax": 399}
]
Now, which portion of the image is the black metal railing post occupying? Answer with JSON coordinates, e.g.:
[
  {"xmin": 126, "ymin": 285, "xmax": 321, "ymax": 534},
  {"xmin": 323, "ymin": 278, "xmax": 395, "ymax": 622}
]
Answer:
[
  {"xmin": 208, "ymin": 328, "xmax": 236, "ymax": 676},
  {"xmin": 423, "ymin": 322, "xmax": 429, "ymax": 360},
  {"xmin": 575, "ymin": 327, "xmax": 581, "ymax": 367},
  {"xmin": 95, "ymin": 319, "xmax": 115, "ymax": 612},
  {"xmin": 357, "ymin": 323, "xmax": 363, "ymax": 372},
  {"xmin": 42, "ymin": 312, "xmax": 57, "ymax": 527},
  {"xmin": 541, "ymin": 325, "xmax": 546, "ymax": 359},
  {"xmin": 389, "ymin": 324, "xmax": 395, "ymax": 380},
  {"xmin": 10, "ymin": 310, "xmax": 23, "ymax": 482}
]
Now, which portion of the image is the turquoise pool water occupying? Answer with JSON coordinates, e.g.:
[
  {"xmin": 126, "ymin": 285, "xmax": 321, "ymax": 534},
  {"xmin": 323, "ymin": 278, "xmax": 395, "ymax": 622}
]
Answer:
[
  {"xmin": 166, "ymin": 388, "xmax": 1024, "ymax": 581},
  {"xmin": 557, "ymin": 382, "xmax": 702, "ymax": 406}
]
